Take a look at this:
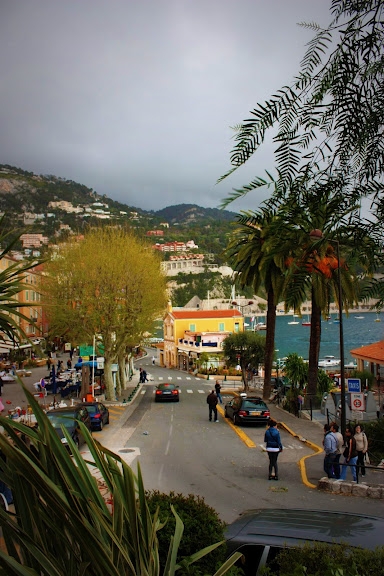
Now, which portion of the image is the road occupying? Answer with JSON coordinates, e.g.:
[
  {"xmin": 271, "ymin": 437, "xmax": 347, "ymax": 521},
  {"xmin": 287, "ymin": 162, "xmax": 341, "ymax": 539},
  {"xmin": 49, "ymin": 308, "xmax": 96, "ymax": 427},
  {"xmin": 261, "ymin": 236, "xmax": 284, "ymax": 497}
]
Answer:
[{"xmin": 97, "ymin": 361, "xmax": 384, "ymax": 524}]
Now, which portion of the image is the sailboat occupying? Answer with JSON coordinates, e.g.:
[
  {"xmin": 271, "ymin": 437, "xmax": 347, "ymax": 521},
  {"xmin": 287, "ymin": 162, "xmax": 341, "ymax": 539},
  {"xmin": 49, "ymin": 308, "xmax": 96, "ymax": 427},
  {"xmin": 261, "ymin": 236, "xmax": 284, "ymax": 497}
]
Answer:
[
  {"xmin": 374, "ymin": 312, "xmax": 381, "ymax": 322},
  {"xmin": 288, "ymin": 313, "xmax": 299, "ymax": 325},
  {"xmin": 302, "ymin": 315, "xmax": 311, "ymax": 326}
]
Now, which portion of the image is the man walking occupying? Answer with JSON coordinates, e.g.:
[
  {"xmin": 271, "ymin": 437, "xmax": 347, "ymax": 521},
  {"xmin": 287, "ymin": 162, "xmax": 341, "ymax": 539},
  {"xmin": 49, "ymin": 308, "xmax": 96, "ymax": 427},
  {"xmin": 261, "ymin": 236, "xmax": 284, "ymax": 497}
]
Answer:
[
  {"xmin": 330, "ymin": 421, "xmax": 344, "ymax": 479},
  {"xmin": 214, "ymin": 380, "xmax": 223, "ymax": 404},
  {"xmin": 207, "ymin": 390, "xmax": 218, "ymax": 422},
  {"xmin": 323, "ymin": 423, "xmax": 337, "ymax": 478}
]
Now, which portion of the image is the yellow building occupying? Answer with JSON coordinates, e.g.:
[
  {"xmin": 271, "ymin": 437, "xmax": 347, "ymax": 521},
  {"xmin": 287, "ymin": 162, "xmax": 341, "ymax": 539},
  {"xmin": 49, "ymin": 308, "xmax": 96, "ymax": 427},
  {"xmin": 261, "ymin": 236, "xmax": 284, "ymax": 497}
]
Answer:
[{"xmin": 161, "ymin": 305, "xmax": 243, "ymax": 369}]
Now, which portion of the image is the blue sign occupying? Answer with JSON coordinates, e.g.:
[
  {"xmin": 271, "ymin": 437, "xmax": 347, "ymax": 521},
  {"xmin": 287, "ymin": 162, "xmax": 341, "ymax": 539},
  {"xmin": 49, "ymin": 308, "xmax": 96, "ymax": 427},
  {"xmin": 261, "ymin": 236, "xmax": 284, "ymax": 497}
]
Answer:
[{"xmin": 347, "ymin": 378, "xmax": 361, "ymax": 393}]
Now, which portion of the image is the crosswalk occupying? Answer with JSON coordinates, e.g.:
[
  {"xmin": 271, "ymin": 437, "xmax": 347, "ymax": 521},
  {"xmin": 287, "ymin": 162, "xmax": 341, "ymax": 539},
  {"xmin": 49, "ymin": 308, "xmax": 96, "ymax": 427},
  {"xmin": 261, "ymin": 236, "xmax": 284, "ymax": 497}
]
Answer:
[{"xmin": 141, "ymin": 389, "xmax": 230, "ymax": 395}]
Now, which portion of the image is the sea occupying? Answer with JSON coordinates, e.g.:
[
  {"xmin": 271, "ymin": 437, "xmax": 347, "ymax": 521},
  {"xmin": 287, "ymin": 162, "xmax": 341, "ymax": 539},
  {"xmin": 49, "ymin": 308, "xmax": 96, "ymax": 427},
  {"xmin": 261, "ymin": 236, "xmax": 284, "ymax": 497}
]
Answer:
[
  {"xmin": 246, "ymin": 312, "xmax": 383, "ymax": 363},
  {"xmin": 152, "ymin": 312, "xmax": 383, "ymax": 364}
]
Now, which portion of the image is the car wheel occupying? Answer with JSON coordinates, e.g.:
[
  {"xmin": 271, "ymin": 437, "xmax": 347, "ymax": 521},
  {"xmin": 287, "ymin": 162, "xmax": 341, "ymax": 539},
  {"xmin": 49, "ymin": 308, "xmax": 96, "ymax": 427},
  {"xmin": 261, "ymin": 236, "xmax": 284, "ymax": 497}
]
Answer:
[
  {"xmin": 106, "ymin": 416, "xmax": 110, "ymax": 425},
  {"xmin": 233, "ymin": 414, "xmax": 238, "ymax": 425},
  {"xmin": 99, "ymin": 420, "xmax": 103, "ymax": 431},
  {"xmin": 224, "ymin": 408, "xmax": 229, "ymax": 418}
]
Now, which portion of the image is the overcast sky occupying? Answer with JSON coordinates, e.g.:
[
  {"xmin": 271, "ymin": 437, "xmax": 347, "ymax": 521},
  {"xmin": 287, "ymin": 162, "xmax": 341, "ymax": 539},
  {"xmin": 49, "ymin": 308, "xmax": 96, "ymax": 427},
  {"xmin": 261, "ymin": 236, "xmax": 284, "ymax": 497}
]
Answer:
[{"xmin": 0, "ymin": 0, "xmax": 331, "ymax": 212}]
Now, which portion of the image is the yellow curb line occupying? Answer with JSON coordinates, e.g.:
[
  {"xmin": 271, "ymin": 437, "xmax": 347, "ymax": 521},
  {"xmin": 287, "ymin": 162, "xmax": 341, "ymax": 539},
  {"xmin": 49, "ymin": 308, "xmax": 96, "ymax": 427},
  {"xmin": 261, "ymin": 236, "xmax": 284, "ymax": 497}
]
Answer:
[
  {"xmin": 217, "ymin": 405, "xmax": 257, "ymax": 448},
  {"xmin": 279, "ymin": 421, "xmax": 323, "ymax": 488}
]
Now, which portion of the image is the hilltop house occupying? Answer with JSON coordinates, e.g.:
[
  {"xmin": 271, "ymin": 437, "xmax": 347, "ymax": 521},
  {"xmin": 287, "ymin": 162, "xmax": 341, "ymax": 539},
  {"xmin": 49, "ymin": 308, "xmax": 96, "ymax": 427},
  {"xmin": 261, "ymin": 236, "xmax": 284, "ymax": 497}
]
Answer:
[{"xmin": 161, "ymin": 303, "xmax": 243, "ymax": 370}]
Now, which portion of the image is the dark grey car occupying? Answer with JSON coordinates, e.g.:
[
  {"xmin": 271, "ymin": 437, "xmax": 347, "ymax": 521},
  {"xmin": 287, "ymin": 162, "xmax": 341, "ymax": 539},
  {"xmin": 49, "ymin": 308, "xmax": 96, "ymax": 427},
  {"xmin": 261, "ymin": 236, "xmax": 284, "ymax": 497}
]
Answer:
[{"xmin": 225, "ymin": 508, "xmax": 384, "ymax": 575}]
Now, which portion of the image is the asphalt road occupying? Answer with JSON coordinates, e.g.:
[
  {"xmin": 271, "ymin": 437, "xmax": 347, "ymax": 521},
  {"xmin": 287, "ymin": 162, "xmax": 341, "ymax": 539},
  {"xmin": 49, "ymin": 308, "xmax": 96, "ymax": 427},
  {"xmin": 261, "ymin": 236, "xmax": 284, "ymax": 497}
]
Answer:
[{"xmin": 98, "ymin": 361, "xmax": 384, "ymax": 524}]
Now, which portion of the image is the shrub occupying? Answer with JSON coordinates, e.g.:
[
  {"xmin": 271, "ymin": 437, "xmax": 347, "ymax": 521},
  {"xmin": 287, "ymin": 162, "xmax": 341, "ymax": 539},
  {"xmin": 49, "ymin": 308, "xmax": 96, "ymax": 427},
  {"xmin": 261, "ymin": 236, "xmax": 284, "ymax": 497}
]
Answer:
[
  {"xmin": 262, "ymin": 541, "xmax": 384, "ymax": 576},
  {"xmin": 145, "ymin": 490, "xmax": 227, "ymax": 575},
  {"xmin": 360, "ymin": 418, "xmax": 384, "ymax": 465},
  {"xmin": 24, "ymin": 359, "xmax": 38, "ymax": 368}
]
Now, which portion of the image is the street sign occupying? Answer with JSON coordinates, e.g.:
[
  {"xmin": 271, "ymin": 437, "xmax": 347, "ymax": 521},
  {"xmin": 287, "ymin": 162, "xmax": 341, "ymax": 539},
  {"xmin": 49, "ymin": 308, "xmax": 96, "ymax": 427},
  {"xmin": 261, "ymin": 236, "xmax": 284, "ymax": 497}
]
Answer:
[
  {"xmin": 347, "ymin": 378, "xmax": 361, "ymax": 393},
  {"xmin": 351, "ymin": 393, "xmax": 365, "ymax": 411}
]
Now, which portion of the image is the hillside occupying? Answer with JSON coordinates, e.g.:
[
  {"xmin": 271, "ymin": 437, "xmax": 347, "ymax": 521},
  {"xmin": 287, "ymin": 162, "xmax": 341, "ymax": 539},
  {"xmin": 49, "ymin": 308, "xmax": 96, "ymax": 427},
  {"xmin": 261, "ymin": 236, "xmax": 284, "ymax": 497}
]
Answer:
[{"xmin": 0, "ymin": 164, "xmax": 238, "ymax": 255}]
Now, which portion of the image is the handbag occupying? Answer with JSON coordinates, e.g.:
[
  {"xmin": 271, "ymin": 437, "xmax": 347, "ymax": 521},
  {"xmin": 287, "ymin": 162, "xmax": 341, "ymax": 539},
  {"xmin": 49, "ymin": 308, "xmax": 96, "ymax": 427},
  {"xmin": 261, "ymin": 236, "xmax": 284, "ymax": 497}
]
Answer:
[
  {"xmin": 365, "ymin": 452, "xmax": 370, "ymax": 464},
  {"xmin": 343, "ymin": 446, "xmax": 349, "ymax": 458}
]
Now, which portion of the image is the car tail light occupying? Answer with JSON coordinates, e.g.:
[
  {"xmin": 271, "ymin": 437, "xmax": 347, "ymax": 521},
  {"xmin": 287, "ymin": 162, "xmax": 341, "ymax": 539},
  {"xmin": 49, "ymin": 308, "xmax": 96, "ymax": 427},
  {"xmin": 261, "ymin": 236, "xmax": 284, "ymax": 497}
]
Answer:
[
  {"xmin": 264, "ymin": 411, "xmax": 270, "ymax": 417},
  {"xmin": 171, "ymin": 390, "xmax": 178, "ymax": 395},
  {"xmin": 156, "ymin": 390, "xmax": 162, "ymax": 395},
  {"xmin": 238, "ymin": 410, "xmax": 247, "ymax": 417},
  {"xmin": 94, "ymin": 413, "xmax": 101, "ymax": 419}
]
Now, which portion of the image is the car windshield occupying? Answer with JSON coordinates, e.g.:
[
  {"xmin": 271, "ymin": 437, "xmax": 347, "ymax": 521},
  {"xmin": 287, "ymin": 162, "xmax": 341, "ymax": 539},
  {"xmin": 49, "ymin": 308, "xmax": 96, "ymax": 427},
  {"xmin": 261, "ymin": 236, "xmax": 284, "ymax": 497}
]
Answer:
[
  {"xmin": 243, "ymin": 400, "xmax": 266, "ymax": 410},
  {"xmin": 158, "ymin": 384, "xmax": 176, "ymax": 390},
  {"xmin": 47, "ymin": 413, "xmax": 77, "ymax": 428},
  {"xmin": 84, "ymin": 406, "xmax": 97, "ymax": 413}
]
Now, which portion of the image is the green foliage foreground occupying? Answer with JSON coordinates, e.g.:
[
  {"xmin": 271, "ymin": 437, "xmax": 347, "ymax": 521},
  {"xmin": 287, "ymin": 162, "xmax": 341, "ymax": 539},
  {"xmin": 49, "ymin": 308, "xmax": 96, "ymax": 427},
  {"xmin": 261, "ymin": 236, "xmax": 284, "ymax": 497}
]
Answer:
[{"xmin": 0, "ymin": 384, "xmax": 241, "ymax": 575}]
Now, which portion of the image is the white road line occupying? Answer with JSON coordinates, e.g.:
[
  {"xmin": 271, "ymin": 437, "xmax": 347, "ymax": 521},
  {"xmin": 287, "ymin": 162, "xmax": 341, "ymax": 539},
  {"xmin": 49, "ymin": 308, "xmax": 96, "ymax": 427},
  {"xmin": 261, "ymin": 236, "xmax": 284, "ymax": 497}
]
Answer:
[
  {"xmin": 186, "ymin": 377, "xmax": 191, "ymax": 380},
  {"xmin": 198, "ymin": 390, "xmax": 205, "ymax": 393},
  {"xmin": 165, "ymin": 439, "xmax": 171, "ymax": 455},
  {"xmin": 187, "ymin": 390, "xmax": 193, "ymax": 393},
  {"xmin": 177, "ymin": 377, "xmax": 182, "ymax": 380},
  {"xmin": 158, "ymin": 376, "xmax": 164, "ymax": 380},
  {"xmin": 140, "ymin": 390, "xmax": 146, "ymax": 395}
]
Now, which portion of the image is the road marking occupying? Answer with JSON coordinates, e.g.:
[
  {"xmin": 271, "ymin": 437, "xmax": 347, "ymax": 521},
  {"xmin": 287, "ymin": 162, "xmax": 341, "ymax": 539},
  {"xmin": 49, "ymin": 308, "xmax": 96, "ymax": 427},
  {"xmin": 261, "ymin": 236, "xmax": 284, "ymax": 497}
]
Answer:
[
  {"xmin": 187, "ymin": 390, "xmax": 193, "ymax": 393},
  {"xmin": 158, "ymin": 377, "xmax": 164, "ymax": 380},
  {"xmin": 141, "ymin": 390, "xmax": 146, "ymax": 394},
  {"xmin": 177, "ymin": 377, "xmax": 182, "ymax": 380},
  {"xmin": 168, "ymin": 376, "xmax": 173, "ymax": 380},
  {"xmin": 198, "ymin": 390, "xmax": 205, "ymax": 393},
  {"xmin": 186, "ymin": 377, "xmax": 191, "ymax": 380},
  {"xmin": 217, "ymin": 406, "xmax": 256, "ymax": 448}
]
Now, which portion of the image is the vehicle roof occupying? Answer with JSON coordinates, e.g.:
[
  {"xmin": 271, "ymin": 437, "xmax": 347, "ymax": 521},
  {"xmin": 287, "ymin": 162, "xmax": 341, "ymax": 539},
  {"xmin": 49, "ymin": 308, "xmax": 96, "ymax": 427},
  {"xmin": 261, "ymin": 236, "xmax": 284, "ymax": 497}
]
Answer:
[
  {"xmin": 81, "ymin": 402, "xmax": 104, "ymax": 406},
  {"xmin": 225, "ymin": 509, "xmax": 384, "ymax": 551},
  {"xmin": 46, "ymin": 407, "xmax": 82, "ymax": 414}
]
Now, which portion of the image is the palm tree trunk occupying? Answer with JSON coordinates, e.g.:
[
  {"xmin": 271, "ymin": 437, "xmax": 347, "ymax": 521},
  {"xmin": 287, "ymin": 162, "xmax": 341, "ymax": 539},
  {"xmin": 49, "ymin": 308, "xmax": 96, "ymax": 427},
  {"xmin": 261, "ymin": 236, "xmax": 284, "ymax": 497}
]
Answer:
[
  {"xmin": 307, "ymin": 291, "xmax": 322, "ymax": 398},
  {"xmin": 263, "ymin": 287, "xmax": 277, "ymax": 401}
]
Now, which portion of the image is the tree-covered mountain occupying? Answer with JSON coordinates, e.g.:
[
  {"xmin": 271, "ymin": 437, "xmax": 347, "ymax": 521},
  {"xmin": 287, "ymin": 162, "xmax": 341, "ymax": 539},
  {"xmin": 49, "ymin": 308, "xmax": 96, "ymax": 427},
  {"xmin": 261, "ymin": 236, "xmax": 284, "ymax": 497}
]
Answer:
[{"xmin": 0, "ymin": 164, "xmax": 236, "ymax": 227}]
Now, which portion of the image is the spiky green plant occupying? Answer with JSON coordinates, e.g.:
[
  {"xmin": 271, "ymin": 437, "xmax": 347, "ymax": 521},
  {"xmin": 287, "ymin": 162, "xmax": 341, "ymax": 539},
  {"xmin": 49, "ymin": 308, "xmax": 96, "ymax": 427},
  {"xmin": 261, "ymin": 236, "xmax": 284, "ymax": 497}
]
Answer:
[{"xmin": 0, "ymin": 383, "xmax": 241, "ymax": 575}]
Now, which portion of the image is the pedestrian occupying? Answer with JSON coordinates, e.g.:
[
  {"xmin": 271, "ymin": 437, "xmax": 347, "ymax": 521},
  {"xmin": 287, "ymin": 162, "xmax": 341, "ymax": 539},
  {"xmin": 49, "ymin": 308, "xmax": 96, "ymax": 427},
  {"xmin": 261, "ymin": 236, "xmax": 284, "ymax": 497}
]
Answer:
[
  {"xmin": 46, "ymin": 357, "xmax": 51, "ymax": 371},
  {"xmin": 0, "ymin": 375, "xmax": 3, "ymax": 398},
  {"xmin": 207, "ymin": 390, "xmax": 218, "ymax": 422},
  {"xmin": 215, "ymin": 380, "xmax": 223, "ymax": 404},
  {"xmin": 264, "ymin": 419, "xmax": 283, "ymax": 481},
  {"xmin": 67, "ymin": 359, "xmax": 72, "ymax": 370},
  {"xmin": 69, "ymin": 348, "xmax": 74, "ymax": 361},
  {"xmin": 323, "ymin": 423, "xmax": 338, "ymax": 479},
  {"xmin": 139, "ymin": 367, "xmax": 144, "ymax": 383},
  {"xmin": 142, "ymin": 369, "xmax": 148, "ymax": 382},
  {"xmin": 354, "ymin": 423, "xmax": 368, "ymax": 478},
  {"xmin": 339, "ymin": 426, "xmax": 358, "ymax": 482},
  {"xmin": 152, "ymin": 356, "xmax": 156, "ymax": 365},
  {"xmin": 330, "ymin": 422, "xmax": 344, "ymax": 479}
]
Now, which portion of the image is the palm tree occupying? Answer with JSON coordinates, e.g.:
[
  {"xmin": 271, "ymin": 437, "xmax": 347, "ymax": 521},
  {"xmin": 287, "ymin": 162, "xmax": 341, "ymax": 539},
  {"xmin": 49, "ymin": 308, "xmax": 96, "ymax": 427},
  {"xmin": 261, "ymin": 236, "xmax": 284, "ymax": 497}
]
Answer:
[
  {"xmin": 226, "ymin": 204, "xmax": 287, "ymax": 400},
  {"xmin": 0, "ymin": 216, "xmax": 42, "ymax": 343},
  {"xmin": 272, "ymin": 177, "xmax": 362, "ymax": 398}
]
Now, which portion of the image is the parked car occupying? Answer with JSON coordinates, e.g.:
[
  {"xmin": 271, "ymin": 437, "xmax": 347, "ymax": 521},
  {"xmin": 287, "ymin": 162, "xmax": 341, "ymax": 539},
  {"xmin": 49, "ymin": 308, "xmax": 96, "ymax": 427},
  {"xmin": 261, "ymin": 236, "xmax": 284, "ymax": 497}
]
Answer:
[
  {"xmin": 46, "ymin": 406, "xmax": 91, "ymax": 449},
  {"xmin": 155, "ymin": 383, "xmax": 179, "ymax": 402},
  {"xmin": 225, "ymin": 508, "xmax": 384, "ymax": 575},
  {"xmin": 81, "ymin": 401, "xmax": 110, "ymax": 431},
  {"xmin": 224, "ymin": 395, "xmax": 270, "ymax": 425}
]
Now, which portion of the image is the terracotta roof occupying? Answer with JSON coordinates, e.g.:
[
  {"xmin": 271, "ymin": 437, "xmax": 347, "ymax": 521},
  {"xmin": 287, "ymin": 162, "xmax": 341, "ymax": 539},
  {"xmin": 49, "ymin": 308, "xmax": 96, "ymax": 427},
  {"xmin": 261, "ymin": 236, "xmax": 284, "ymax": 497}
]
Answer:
[
  {"xmin": 168, "ymin": 309, "xmax": 242, "ymax": 320},
  {"xmin": 350, "ymin": 340, "xmax": 384, "ymax": 364}
]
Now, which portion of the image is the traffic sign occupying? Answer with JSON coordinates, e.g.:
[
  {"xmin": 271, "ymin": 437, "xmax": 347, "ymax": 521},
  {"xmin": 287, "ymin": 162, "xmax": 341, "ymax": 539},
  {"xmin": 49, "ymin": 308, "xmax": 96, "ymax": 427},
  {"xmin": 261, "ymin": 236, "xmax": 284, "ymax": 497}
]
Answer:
[
  {"xmin": 351, "ymin": 393, "xmax": 365, "ymax": 411},
  {"xmin": 347, "ymin": 378, "xmax": 361, "ymax": 393}
]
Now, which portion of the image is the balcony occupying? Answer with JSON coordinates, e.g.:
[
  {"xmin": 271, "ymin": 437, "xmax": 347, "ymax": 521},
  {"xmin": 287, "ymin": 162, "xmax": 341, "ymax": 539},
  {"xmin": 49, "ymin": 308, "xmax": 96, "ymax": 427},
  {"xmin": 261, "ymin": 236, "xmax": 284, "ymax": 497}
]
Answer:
[{"xmin": 177, "ymin": 340, "xmax": 222, "ymax": 353}]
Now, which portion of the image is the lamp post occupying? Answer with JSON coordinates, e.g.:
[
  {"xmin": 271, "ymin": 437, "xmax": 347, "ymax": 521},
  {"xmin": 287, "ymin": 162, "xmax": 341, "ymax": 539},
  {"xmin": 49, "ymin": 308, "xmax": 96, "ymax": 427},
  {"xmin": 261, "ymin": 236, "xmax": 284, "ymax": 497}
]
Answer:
[
  {"xmin": 231, "ymin": 300, "xmax": 253, "ymax": 314},
  {"xmin": 310, "ymin": 229, "xmax": 346, "ymax": 435}
]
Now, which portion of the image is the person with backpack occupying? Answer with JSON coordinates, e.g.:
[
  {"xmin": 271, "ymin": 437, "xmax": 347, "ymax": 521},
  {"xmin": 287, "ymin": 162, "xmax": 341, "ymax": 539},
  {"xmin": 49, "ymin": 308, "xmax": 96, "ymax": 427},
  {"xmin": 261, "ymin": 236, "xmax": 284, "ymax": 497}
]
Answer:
[
  {"xmin": 264, "ymin": 419, "xmax": 283, "ymax": 480},
  {"xmin": 207, "ymin": 390, "xmax": 218, "ymax": 422}
]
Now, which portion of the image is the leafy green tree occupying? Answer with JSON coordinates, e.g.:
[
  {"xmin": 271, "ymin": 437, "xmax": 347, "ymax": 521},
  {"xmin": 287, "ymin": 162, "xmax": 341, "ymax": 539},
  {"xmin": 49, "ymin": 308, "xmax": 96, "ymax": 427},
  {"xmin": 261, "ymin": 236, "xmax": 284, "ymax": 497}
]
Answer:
[
  {"xmin": 284, "ymin": 353, "xmax": 308, "ymax": 390},
  {"xmin": 222, "ymin": 331, "xmax": 266, "ymax": 391},
  {"xmin": 43, "ymin": 227, "xmax": 167, "ymax": 400}
]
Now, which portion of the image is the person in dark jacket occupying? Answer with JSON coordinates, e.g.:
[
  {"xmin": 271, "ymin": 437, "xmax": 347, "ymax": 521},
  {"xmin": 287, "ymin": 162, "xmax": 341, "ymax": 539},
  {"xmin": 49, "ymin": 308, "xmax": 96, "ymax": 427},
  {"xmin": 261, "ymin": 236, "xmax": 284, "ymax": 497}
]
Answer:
[
  {"xmin": 340, "ymin": 426, "xmax": 358, "ymax": 482},
  {"xmin": 264, "ymin": 419, "xmax": 283, "ymax": 480},
  {"xmin": 214, "ymin": 380, "xmax": 223, "ymax": 404},
  {"xmin": 207, "ymin": 390, "xmax": 218, "ymax": 422}
]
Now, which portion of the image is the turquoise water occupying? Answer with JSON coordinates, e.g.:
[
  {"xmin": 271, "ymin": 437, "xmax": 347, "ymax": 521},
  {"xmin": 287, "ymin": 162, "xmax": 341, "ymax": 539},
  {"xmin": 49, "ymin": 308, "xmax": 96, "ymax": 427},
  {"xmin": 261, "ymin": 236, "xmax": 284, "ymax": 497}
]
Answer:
[
  {"xmin": 153, "ymin": 312, "xmax": 383, "ymax": 363},
  {"xmin": 249, "ymin": 312, "xmax": 383, "ymax": 363}
]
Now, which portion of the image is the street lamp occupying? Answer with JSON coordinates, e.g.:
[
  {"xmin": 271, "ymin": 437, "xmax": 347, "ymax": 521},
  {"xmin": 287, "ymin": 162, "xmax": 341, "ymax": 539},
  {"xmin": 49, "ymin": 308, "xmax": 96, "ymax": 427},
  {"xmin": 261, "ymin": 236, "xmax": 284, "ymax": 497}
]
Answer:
[
  {"xmin": 310, "ymin": 229, "xmax": 346, "ymax": 435},
  {"xmin": 232, "ymin": 300, "xmax": 253, "ymax": 314}
]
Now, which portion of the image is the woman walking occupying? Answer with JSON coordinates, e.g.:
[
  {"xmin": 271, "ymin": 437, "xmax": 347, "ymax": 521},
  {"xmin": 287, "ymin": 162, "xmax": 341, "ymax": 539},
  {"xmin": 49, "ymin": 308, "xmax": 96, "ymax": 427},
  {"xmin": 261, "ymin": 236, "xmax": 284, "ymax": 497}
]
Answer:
[
  {"xmin": 354, "ymin": 424, "xmax": 368, "ymax": 478},
  {"xmin": 264, "ymin": 419, "xmax": 283, "ymax": 481}
]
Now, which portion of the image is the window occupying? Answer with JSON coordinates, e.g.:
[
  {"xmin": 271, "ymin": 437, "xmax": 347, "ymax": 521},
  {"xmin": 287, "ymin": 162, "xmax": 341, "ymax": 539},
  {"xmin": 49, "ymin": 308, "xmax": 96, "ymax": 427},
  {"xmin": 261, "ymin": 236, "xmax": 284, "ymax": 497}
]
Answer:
[
  {"xmin": 234, "ymin": 322, "xmax": 239, "ymax": 332},
  {"xmin": 219, "ymin": 322, "xmax": 225, "ymax": 331},
  {"xmin": 189, "ymin": 324, "xmax": 196, "ymax": 332}
]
